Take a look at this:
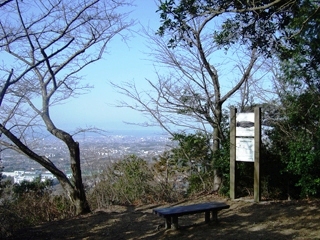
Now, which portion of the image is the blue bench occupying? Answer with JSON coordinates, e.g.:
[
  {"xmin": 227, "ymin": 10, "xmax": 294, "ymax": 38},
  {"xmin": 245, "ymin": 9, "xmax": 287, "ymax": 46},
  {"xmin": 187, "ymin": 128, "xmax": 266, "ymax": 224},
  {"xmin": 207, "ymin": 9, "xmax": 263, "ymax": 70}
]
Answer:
[{"xmin": 153, "ymin": 202, "xmax": 230, "ymax": 229}]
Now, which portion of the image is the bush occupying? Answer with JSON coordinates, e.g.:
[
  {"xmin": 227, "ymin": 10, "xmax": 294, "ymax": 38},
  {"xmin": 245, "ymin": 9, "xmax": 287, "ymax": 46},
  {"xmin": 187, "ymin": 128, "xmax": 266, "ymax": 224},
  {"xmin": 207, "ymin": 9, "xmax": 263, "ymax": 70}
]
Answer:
[
  {"xmin": 0, "ymin": 179, "xmax": 74, "ymax": 238},
  {"xmin": 266, "ymin": 91, "xmax": 320, "ymax": 198},
  {"xmin": 212, "ymin": 141, "xmax": 230, "ymax": 196},
  {"xmin": 88, "ymin": 155, "xmax": 154, "ymax": 206},
  {"xmin": 187, "ymin": 171, "xmax": 215, "ymax": 195},
  {"xmin": 88, "ymin": 155, "xmax": 183, "ymax": 208}
]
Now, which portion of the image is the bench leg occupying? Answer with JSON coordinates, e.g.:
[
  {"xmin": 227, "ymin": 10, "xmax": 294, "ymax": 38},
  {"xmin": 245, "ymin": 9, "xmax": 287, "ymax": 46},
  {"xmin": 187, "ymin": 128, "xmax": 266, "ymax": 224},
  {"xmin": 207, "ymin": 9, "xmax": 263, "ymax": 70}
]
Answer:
[
  {"xmin": 171, "ymin": 216, "xmax": 179, "ymax": 230},
  {"xmin": 205, "ymin": 211, "xmax": 210, "ymax": 223},
  {"xmin": 211, "ymin": 210, "xmax": 218, "ymax": 222},
  {"xmin": 164, "ymin": 216, "xmax": 178, "ymax": 229},
  {"xmin": 205, "ymin": 211, "xmax": 218, "ymax": 223},
  {"xmin": 164, "ymin": 217, "xmax": 171, "ymax": 229}
]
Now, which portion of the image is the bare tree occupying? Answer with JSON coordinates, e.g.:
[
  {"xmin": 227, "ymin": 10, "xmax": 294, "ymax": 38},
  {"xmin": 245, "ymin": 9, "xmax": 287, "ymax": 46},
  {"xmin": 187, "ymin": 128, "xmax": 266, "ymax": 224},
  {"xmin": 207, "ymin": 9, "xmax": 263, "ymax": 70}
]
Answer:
[
  {"xmin": 0, "ymin": 0, "xmax": 133, "ymax": 214},
  {"xmin": 0, "ymin": 0, "xmax": 13, "ymax": 8},
  {"xmin": 112, "ymin": 17, "xmax": 262, "ymax": 190}
]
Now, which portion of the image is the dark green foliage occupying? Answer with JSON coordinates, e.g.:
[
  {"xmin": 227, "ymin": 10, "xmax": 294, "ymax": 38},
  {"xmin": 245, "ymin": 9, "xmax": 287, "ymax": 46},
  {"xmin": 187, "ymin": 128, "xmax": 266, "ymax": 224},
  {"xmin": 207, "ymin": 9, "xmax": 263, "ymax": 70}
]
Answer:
[
  {"xmin": 156, "ymin": 131, "xmax": 232, "ymax": 195},
  {"xmin": 157, "ymin": 0, "xmax": 320, "ymax": 69},
  {"xmin": 279, "ymin": 1, "xmax": 320, "ymax": 90},
  {"xmin": 264, "ymin": 1, "xmax": 320, "ymax": 198},
  {"xmin": 152, "ymin": 132, "xmax": 217, "ymax": 195},
  {"xmin": 155, "ymin": 132, "xmax": 213, "ymax": 177},
  {"xmin": 171, "ymin": 131, "xmax": 213, "ymax": 173},
  {"xmin": 267, "ymin": 90, "xmax": 320, "ymax": 198},
  {"xmin": 212, "ymin": 140, "xmax": 230, "ymax": 196},
  {"xmin": 157, "ymin": 0, "xmax": 296, "ymax": 53},
  {"xmin": 156, "ymin": 0, "xmax": 320, "ymax": 199},
  {"xmin": 12, "ymin": 177, "xmax": 52, "ymax": 197},
  {"xmin": 259, "ymin": 142, "xmax": 294, "ymax": 199}
]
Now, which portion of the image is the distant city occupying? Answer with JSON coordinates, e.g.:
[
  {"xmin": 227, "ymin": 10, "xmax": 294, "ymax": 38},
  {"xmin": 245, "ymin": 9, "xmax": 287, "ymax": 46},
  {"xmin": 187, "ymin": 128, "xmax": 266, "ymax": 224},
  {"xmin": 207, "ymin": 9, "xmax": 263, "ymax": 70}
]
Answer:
[
  {"xmin": 1, "ymin": 132, "xmax": 172, "ymax": 183},
  {"xmin": 3, "ymin": 170, "xmax": 58, "ymax": 185}
]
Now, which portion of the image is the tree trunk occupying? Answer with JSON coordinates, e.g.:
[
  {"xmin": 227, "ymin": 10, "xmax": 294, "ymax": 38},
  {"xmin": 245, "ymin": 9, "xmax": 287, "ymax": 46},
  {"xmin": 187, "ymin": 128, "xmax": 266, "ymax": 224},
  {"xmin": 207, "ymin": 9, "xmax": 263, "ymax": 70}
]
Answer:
[
  {"xmin": 43, "ymin": 111, "xmax": 91, "ymax": 214},
  {"xmin": 49, "ymin": 127, "xmax": 91, "ymax": 215},
  {"xmin": 67, "ymin": 140, "xmax": 91, "ymax": 215},
  {"xmin": 56, "ymin": 172, "xmax": 90, "ymax": 215},
  {"xmin": 59, "ymin": 178, "xmax": 91, "ymax": 215},
  {"xmin": 212, "ymin": 105, "xmax": 222, "ymax": 192},
  {"xmin": 0, "ymin": 123, "xmax": 90, "ymax": 215}
]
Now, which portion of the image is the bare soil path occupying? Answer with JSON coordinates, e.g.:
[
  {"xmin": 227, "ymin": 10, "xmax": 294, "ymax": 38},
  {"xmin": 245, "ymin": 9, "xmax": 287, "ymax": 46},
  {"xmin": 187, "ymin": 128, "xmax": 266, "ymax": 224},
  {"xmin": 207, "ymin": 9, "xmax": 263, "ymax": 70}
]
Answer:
[{"xmin": 8, "ymin": 196, "xmax": 320, "ymax": 240}]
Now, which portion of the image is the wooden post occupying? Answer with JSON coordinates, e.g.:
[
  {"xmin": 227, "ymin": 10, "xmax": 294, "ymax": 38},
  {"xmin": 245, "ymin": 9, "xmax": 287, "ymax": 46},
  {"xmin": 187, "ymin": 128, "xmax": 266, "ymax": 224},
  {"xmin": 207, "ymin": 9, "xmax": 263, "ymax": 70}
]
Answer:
[
  {"xmin": 230, "ymin": 108, "xmax": 237, "ymax": 199},
  {"xmin": 254, "ymin": 107, "xmax": 261, "ymax": 202}
]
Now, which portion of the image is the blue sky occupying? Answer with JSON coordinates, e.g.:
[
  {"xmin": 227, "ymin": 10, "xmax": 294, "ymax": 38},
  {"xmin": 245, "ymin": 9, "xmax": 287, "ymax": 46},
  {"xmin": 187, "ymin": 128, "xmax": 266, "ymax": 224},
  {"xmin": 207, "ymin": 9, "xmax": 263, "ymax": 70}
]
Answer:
[
  {"xmin": 2, "ymin": 0, "xmax": 274, "ymax": 135},
  {"xmin": 50, "ymin": 0, "xmax": 275, "ymax": 134},
  {"xmin": 51, "ymin": 0, "xmax": 163, "ymax": 133}
]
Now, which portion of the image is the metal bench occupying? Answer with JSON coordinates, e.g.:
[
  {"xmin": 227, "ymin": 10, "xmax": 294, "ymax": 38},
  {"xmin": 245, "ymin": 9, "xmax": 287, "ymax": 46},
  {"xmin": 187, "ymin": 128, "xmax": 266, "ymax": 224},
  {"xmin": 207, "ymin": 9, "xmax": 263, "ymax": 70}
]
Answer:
[{"xmin": 153, "ymin": 202, "xmax": 230, "ymax": 229}]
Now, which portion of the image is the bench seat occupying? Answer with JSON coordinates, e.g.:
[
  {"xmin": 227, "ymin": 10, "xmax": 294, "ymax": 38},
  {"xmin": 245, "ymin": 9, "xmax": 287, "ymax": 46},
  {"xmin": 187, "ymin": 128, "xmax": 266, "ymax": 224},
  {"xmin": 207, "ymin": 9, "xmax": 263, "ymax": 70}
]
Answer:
[{"xmin": 153, "ymin": 202, "xmax": 230, "ymax": 229}]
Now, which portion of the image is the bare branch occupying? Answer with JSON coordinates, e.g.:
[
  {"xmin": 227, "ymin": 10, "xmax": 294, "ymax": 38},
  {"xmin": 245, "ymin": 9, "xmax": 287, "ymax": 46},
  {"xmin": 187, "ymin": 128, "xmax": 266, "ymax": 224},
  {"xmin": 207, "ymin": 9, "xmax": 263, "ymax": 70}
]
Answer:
[
  {"xmin": 0, "ymin": 0, "xmax": 13, "ymax": 8},
  {"xmin": 0, "ymin": 69, "xmax": 13, "ymax": 106},
  {"xmin": 221, "ymin": 48, "xmax": 258, "ymax": 103},
  {"xmin": 0, "ymin": 0, "xmax": 133, "ymax": 214}
]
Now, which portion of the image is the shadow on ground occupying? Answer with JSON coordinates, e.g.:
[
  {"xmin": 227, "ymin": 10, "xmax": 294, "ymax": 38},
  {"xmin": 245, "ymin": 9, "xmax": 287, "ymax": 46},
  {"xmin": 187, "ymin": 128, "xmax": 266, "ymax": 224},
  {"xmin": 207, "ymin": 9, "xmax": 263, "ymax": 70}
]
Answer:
[{"xmin": 8, "ymin": 198, "xmax": 320, "ymax": 240}]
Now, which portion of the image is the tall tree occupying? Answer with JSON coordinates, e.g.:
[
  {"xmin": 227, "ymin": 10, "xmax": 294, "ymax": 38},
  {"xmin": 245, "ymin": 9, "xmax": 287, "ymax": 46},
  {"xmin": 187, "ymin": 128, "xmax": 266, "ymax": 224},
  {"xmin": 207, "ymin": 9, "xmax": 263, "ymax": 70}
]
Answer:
[
  {"xmin": 267, "ymin": 89, "xmax": 320, "ymax": 197},
  {"xmin": 278, "ymin": 0, "xmax": 320, "ymax": 90},
  {"xmin": 144, "ymin": 0, "xmax": 319, "ymax": 194},
  {"xmin": 157, "ymin": 0, "xmax": 319, "ymax": 56},
  {"xmin": 112, "ymin": 6, "xmax": 266, "ymax": 190},
  {"xmin": 0, "ymin": 0, "xmax": 133, "ymax": 214},
  {"xmin": 266, "ymin": 0, "xmax": 320, "ymax": 197},
  {"xmin": 157, "ymin": 0, "xmax": 296, "ymax": 51}
]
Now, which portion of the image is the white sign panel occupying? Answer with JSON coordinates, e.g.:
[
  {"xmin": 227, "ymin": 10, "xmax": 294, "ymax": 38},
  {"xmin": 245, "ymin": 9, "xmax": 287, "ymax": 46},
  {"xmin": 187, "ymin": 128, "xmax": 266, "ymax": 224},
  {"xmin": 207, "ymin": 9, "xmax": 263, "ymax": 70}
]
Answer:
[
  {"xmin": 236, "ymin": 113, "xmax": 254, "ymax": 137},
  {"xmin": 236, "ymin": 138, "xmax": 254, "ymax": 162}
]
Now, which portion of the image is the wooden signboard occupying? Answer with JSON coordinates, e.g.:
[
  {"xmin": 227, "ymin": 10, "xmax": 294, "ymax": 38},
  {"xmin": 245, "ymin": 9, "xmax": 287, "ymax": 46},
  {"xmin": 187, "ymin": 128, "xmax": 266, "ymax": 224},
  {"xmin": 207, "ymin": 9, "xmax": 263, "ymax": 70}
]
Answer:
[
  {"xmin": 230, "ymin": 107, "xmax": 261, "ymax": 202},
  {"xmin": 236, "ymin": 112, "xmax": 255, "ymax": 162}
]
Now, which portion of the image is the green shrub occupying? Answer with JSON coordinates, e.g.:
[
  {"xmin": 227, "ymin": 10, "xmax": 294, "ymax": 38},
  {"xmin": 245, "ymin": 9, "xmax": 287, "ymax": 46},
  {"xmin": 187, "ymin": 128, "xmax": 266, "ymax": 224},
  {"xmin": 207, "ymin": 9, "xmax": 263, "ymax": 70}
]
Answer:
[
  {"xmin": 88, "ymin": 155, "xmax": 184, "ymax": 208},
  {"xmin": 266, "ymin": 91, "xmax": 320, "ymax": 198},
  {"xmin": 187, "ymin": 171, "xmax": 215, "ymax": 195},
  {"xmin": 89, "ymin": 155, "xmax": 156, "ymax": 206},
  {"xmin": 0, "ymin": 179, "xmax": 75, "ymax": 238},
  {"xmin": 12, "ymin": 177, "xmax": 52, "ymax": 197},
  {"xmin": 212, "ymin": 141, "xmax": 230, "ymax": 196}
]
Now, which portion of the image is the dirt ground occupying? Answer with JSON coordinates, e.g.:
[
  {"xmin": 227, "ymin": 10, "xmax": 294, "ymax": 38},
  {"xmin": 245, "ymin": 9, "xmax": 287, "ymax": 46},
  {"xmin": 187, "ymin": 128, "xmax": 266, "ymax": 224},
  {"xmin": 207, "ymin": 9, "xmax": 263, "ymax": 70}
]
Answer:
[{"xmin": 8, "ymin": 195, "xmax": 320, "ymax": 240}]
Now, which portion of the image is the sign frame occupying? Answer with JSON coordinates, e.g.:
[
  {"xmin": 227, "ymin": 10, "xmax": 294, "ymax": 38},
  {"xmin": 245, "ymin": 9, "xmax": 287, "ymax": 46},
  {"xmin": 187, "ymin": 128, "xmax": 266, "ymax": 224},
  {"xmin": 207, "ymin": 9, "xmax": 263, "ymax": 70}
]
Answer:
[{"xmin": 230, "ymin": 107, "xmax": 261, "ymax": 202}]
